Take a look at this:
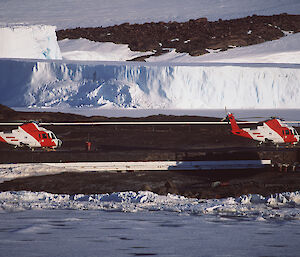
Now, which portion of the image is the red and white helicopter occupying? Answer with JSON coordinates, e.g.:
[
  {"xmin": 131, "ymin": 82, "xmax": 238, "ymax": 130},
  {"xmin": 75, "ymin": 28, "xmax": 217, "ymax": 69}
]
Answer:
[
  {"xmin": 0, "ymin": 122, "xmax": 62, "ymax": 150},
  {"xmin": 227, "ymin": 112, "xmax": 300, "ymax": 146},
  {"xmin": 0, "ymin": 112, "xmax": 298, "ymax": 150}
]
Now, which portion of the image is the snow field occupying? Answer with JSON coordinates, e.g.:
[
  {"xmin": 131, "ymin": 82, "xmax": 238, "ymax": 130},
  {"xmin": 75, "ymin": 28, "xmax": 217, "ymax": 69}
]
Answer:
[
  {"xmin": 0, "ymin": 24, "xmax": 152, "ymax": 61},
  {"xmin": 0, "ymin": 161, "xmax": 271, "ymax": 183},
  {"xmin": 0, "ymin": 163, "xmax": 73, "ymax": 183},
  {"xmin": 2, "ymin": 0, "xmax": 300, "ymax": 29},
  {"xmin": 59, "ymin": 39, "xmax": 153, "ymax": 61},
  {"xmin": 147, "ymin": 33, "xmax": 300, "ymax": 64}
]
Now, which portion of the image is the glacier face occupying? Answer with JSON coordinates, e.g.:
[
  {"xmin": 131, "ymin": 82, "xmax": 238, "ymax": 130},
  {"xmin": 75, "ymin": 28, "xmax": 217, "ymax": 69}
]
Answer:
[
  {"xmin": 0, "ymin": 25, "xmax": 62, "ymax": 60},
  {"xmin": 0, "ymin": 59, "xmax": 300, "ymax": 109}
]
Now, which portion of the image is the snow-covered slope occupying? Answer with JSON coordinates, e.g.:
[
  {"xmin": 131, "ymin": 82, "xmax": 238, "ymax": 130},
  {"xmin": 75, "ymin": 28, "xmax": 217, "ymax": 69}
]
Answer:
[
  {"xmin": 0, "ymin": 59, "xmax": 300, "ymax": 109},
  {"xmin": 0, "ymin": 25, "xmax": 61, "ymax": 60},
  {"xmin": 1, "ymin": 0, "xmax": 300, "ymax": 29},
  {"xmin": 57, "ymin": 33, "xmax": 300, "ymax": 63},
  {"xmin": 59, "ymin": 39, "xmax": 152, "ymax": 61},
  {"xmin": 147, "ymin": 33, "xmax": 300, "ymax": 64}
]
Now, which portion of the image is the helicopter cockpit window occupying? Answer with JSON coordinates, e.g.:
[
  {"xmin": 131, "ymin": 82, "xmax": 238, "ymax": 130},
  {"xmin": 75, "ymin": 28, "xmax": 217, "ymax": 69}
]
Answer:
[
  {"xmin": 285, "ymin": 130, "xmax": 290, "ymax": 135},
  {"xmin": 49, "ymin": 133, "xmax": 56, "ymax": 139},
  {"xmin": 42, "ymin": 134, "xmax": 47, "ymax": 139}
]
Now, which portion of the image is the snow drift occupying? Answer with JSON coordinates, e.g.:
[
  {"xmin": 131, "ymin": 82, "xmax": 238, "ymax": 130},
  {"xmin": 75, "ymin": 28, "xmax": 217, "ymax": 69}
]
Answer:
[
  {"xmin": 59, "ymin": 39, "xmax": 153, "ymax": 61},
  {"xmin": 0, "ymin": 25, "xmax": 62, "ymax": 60},
  {"xmin": 0, "ymin": 59, "xmax": 300, "ymax": 109}
]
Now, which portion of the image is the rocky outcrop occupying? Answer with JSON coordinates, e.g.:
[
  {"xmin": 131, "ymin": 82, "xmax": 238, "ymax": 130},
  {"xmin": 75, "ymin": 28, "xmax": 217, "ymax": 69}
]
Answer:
[{"xmin": 57, "ymin": 14, "xmax": 300, "ymax": 59}]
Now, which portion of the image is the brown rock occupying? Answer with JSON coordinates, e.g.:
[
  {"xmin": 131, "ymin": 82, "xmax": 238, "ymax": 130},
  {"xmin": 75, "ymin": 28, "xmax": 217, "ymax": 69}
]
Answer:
[{"xmin": 56, "ymin": 14, "xmax": 300, "ymax": 59}]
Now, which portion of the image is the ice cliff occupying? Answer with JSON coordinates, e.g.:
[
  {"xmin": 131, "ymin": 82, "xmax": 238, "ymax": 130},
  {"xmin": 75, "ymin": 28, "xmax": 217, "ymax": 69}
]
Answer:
[
  {"xmin": 0, "ymin": 24, "xmax": 299, "ymax": 109},
  {"xmin": 0, "ymin": 59, "xmax": 300, "ymax": 109},
  {"xmin": 0, "ymin": 25, "xmax": 62, "ymax": 60}
]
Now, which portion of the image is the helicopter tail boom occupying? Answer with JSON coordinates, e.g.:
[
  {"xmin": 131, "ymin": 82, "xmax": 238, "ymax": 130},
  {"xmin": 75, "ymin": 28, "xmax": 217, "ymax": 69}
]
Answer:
[{"xmin": 227, "ymin": 113, "xmax": 252, "ymax": 139}]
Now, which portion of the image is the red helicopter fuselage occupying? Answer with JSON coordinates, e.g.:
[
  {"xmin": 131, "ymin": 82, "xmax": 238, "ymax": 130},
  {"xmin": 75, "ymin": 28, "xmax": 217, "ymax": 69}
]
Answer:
[
  {"xmin": 0, "ymin": 122, "xmax": 62, "ymax": 149},
  {"xmin": 227, "ymin": 113, "xmax": 299, "ymax": 145}
]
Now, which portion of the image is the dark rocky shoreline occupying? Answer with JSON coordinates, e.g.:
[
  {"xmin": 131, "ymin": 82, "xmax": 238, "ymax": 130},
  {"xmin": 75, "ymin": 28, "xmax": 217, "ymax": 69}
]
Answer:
[{"xmin": 1, "ymin": 169, "xmax": 300, "ymax": 199}]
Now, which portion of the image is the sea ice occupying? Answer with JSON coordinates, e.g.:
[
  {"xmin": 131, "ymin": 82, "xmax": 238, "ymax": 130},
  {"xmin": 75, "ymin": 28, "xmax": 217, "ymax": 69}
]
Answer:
[{"xmin": 1, "ymin": 190, "xmax": 300, "ymax": 221}]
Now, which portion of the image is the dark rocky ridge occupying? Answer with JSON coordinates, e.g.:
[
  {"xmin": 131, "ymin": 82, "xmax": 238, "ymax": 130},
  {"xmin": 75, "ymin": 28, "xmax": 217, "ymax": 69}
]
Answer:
[
  {"xmin": 0, "ymin": 105, "xmax": 220, "ymax": 123},
  {"xmin": 57, "ymin": 14, "xmax": 300, "ymax": 60},
  {"xmin": 1, "ymin": 169, "xmax": 300, "ymax": 199}
]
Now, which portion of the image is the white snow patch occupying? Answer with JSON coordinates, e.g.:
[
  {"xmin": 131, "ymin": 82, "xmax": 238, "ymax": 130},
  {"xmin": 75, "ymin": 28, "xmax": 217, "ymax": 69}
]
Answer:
[
  {"xmin": 0, "ymin": 163, "xmax": 75, "ymax": 183},
  {"xmin": 0, "ymin": 24, "xmax": 62, "ymax": 60},
  {"xmin": 205, "ymin": 48, "xmax": 222, "ymax": 54},
  {"xmin": 0, "ymin": 161, "xmax": 271, "ymax": 183},
  {"xmin": 59, "ymin": 39, "xmax": 153, "ymax": 61}
]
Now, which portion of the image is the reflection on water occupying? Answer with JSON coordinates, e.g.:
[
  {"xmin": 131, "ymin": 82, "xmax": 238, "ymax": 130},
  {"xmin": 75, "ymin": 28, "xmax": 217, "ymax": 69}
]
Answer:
[{"xmin": 0, "ymin": 210, "xmax": 299, "ymax": 257}]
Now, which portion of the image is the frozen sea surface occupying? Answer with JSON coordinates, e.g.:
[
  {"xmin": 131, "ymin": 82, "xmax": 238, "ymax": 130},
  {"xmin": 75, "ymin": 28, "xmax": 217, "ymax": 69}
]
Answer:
[
  {"xmin": 0, "ymin": 190, "xmax": 300, "ymax": 256},
  {"xmin": 0, "ymin": 209, "xmax": 299, "ymax": 257}
]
